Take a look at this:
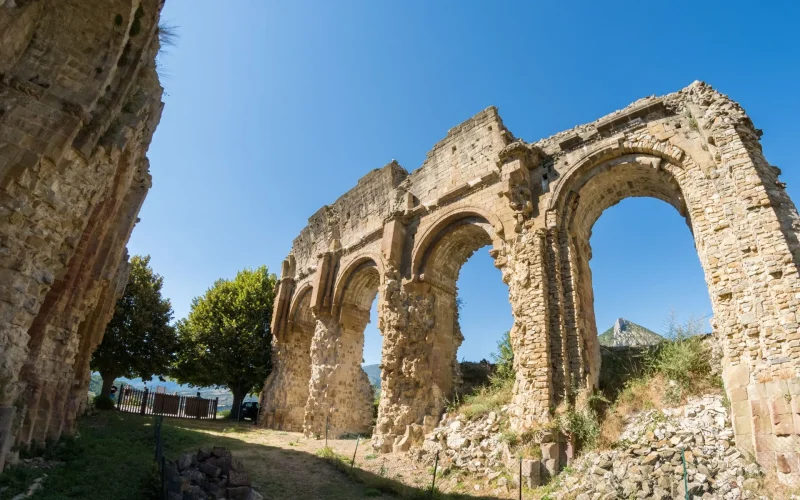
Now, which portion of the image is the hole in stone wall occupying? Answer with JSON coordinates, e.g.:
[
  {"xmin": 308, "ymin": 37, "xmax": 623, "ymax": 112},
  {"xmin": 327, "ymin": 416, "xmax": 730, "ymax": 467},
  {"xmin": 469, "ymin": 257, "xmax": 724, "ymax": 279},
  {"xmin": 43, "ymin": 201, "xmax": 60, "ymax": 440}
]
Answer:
[
  {"xmin": 588, "ymin": 197, "xmax": 712, "ymax": 395},
  {"xmin": 454, "ymin": 247, "xmax": 513, "ymax": 397},
  {"xmin": 361, "ymin": 297, "xmax": 382, "ymax": 425}
]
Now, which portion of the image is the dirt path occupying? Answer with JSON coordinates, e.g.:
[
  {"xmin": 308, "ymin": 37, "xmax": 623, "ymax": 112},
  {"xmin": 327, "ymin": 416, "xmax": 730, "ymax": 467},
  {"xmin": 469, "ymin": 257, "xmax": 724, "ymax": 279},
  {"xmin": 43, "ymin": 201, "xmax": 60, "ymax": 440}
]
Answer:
[{"xmin": 170, "ymin": 420, "xmax": 509, "ymax": 499}]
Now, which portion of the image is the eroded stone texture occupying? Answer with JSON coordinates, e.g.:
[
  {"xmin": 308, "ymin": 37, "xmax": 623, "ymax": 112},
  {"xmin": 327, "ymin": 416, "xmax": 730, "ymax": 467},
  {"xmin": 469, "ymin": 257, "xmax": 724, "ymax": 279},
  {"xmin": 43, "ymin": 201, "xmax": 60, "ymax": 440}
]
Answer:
[
  {"xmin": 260, "ymin": 82, "xmax": 800, "ymax": 484},
  {"xmin": 0, "ymin": 0, "xmax": 164, "ymax": 469}
]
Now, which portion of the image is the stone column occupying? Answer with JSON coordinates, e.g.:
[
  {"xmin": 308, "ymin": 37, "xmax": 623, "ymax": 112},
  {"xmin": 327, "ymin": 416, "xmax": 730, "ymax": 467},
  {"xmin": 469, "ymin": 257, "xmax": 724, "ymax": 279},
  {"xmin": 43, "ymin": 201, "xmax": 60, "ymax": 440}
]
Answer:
[
  {"xmin": 303, "ymin": 311, "xmax": 373, "ymax": 438},
  {"xmin": 506, "ymin": 229, "xmax": 553, "ymax": 429},
  {"xmin": 373, "ymin": 276, "xmax": 440, "ymax": 452}
]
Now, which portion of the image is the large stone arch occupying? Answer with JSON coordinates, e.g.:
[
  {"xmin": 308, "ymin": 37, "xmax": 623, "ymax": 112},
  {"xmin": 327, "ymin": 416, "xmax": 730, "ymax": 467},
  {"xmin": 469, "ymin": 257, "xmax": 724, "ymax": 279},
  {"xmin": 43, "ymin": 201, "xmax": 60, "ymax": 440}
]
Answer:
[
  {"xmin": 263, "ymin": 84, "xmax": 800, "ymax": 482},
  {"xmin": 303, "ymin": 255, "xmax": 382, "ymax": 438}
]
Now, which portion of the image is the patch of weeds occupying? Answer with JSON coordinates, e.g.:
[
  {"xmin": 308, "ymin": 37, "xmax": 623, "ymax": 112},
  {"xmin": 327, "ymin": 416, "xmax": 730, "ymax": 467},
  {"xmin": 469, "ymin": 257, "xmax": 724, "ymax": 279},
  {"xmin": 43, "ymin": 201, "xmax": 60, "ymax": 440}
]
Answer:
[{"xmin": 364, "ymin": 453, "xmax": 378, "ymax": 460}]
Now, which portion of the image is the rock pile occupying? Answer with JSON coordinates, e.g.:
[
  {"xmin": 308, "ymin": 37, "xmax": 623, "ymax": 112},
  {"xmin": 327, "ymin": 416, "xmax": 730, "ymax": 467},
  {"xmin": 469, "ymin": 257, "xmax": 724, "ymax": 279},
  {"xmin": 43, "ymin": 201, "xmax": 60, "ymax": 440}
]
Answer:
[
  {"xmin": 417, "ymin": 409, "xmax": 514, "ymax": 476},
  {"xmin": 164, "ymin": 447, "xmax": 263, "ymax": 500},
  {"xmin": 553, "ymin": 395, "xmax": 766, "ymax": 500}
]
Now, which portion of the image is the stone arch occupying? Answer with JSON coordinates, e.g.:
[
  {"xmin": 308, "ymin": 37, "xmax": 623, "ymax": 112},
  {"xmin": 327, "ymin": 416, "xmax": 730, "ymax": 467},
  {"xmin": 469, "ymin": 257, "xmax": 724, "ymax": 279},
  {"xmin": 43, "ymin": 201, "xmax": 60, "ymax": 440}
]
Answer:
[
  {"xmin": 411, "ymin": 206, "xmax": 505, "ymax": 287},
  {"xmin": 332, "ymin": 253, "xmax": 385, "ymax": 316},
  {"xmin": 287, "ymin": 283, "xmax": 314, "ymax": 334},
  {"xmin": 303, "ymin": 255, "xmax": 383, "ymax": 438},
  {"xmin": 548, "ymin": 143, "xmax": 689, "ymax": 216},
  {"xmin": 413, "ymin": 209, "xmax": 509, "ymax": 399}
]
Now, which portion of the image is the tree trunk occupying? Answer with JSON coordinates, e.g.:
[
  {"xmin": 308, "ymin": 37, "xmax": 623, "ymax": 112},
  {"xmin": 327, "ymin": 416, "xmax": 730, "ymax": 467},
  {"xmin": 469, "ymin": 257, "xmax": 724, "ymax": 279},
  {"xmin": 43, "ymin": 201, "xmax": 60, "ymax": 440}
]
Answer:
[
  {"xmin": 100, "ymin": 373, "xmax": 116, "ymax": 398},
  {"xmin": 230, "ymin": 389, "xmax": 245, "ymax": 420}
]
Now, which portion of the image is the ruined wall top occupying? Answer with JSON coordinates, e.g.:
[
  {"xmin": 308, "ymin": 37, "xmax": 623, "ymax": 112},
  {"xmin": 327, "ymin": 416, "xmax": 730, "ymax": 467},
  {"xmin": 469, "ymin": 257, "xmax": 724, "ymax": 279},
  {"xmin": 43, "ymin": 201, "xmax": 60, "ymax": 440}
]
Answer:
[{"xmin": 284, "ymin": 82, "xmax": 761, "ymax": 282}]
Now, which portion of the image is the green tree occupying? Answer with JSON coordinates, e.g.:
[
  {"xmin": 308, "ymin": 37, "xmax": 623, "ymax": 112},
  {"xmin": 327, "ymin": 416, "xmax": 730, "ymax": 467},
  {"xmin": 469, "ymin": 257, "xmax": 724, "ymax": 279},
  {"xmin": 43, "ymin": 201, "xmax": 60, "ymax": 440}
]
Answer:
[
  {"xmin": 91, "ymin": 255, "xmax": 177, "ymax": 398},
  {"xmin": 491, "ymin": 330, "xmax": 514, "ymax": 382},
  {"xmin": 173, "ymin": 266, "xmax": 276, "ymax": 419}
]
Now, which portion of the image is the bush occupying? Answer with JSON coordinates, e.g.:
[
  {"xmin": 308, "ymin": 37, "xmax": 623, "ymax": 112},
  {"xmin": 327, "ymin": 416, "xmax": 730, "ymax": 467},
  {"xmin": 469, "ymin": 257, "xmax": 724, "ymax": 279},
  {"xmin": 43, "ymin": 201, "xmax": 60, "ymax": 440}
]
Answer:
[
  {"xmin": 491, "ymin": 331, "xmax": 514, "ymax": 382},
  {"xmin": 646, "ymin": 313, "xmax": 711, "ymax": 398},
  {"xmin": 93, "ymin": 394, "xmax": 116, "ymax": 410}
]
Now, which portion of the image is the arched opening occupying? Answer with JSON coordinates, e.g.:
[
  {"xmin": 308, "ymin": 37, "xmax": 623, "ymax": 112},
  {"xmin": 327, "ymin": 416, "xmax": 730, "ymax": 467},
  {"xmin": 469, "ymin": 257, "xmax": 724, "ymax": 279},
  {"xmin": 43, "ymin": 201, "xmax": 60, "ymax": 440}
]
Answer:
[
  {"xmin": 590, "ymin": 198, "xmax": 712, "ymax": 341},
  {"xmin": 559, "ymin": 153, "xmax": 715, "ymax": 401},
  {"xmin": 334, "ymin": 258, "xmax": 382, "ymax": 435},
  {"xmin": 455, "ymin": 249, "xmax": 513, "ymax": 395},
  {"xmin": 416, "ymin": 213, "xmax": 509, "ymax": 400},
  {"xmin": 361, "ymin": 299, "xmax": 382, "ymax": 424}
]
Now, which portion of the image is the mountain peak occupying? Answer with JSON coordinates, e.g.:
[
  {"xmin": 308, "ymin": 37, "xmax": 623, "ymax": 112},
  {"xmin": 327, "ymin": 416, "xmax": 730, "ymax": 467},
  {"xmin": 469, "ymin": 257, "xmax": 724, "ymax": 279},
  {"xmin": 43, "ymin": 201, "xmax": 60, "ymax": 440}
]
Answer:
[{"xmin": 600, "ymin": 318, "xmax": 663, "ymax": 347}]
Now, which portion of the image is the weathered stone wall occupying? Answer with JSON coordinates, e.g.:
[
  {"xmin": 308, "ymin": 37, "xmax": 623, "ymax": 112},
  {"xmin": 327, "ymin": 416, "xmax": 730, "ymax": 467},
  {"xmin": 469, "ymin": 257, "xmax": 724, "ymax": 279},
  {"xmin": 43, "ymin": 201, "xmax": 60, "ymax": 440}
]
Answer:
[
  {"xmin": 261, "ymin": 82, "xmax": 800, "ymax": 484},
  {"xmin": 0, "ymin": 0, "xmax": 164, "ymax": 469}
]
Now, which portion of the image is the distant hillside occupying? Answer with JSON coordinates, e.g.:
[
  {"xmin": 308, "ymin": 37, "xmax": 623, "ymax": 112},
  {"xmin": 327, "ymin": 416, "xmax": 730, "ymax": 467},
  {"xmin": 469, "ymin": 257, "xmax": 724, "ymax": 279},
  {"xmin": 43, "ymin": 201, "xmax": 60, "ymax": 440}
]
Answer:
[
  {"xmin": 363, "ymin": 364, "xmax": 381, "ymax": 387},
  {"xmin": 599, "ymin": 318, "xmax": 663, "ymax": 347}
]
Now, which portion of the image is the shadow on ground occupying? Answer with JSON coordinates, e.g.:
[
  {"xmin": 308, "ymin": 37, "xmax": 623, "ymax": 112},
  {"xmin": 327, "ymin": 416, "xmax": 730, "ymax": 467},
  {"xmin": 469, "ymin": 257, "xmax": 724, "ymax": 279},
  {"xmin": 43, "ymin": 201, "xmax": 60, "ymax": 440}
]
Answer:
[{"xmin": 0, "ymin": 412, "xmax": 503, "ymax": 500}]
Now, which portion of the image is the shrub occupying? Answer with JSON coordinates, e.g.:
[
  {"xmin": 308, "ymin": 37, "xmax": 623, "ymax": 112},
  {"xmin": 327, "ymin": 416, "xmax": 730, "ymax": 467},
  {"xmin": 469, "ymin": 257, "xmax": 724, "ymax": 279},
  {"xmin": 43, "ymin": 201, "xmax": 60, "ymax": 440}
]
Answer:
[
  {"xmin": 93, "ymin": 394, "xmax": 116, "ymax": 411},
  {"xmin": 646, "ymin": 313, "xmax": 711, "ymax": 396},
  {"xmin": 491, "ymin": 331, "xmax": 514, "ymax": 382}
]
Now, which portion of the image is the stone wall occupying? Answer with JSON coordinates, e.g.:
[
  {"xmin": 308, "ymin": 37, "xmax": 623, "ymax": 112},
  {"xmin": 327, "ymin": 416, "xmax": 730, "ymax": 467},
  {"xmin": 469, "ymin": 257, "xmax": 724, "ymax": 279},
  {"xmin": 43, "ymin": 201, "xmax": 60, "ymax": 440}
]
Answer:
[
  {"xmin": 0, "ymin": 0, "xmax": 164, "ymax": 469},
  {"xmin": 261, "ymin": 82, "xmax": 800, "ymax": 484}
]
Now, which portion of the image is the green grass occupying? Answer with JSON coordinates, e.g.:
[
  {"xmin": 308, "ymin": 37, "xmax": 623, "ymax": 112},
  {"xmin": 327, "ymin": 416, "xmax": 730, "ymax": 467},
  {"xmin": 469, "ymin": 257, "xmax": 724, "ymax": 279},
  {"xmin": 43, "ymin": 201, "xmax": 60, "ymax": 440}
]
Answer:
[
  {"xmin": 0, "ymin": 412, "xmax": 249, "ymax": 500},
  {"xmin": 446, "ymin": 375, "xmax": 514, "ymax": 420}
]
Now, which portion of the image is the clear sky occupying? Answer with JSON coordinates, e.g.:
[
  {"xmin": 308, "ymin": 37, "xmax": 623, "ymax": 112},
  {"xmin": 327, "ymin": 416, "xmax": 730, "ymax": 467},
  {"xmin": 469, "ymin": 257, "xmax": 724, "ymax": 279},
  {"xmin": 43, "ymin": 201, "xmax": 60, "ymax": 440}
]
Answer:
[{"xmin": 130, "ymin": 1, "xmax": 800, "ymax": 366}]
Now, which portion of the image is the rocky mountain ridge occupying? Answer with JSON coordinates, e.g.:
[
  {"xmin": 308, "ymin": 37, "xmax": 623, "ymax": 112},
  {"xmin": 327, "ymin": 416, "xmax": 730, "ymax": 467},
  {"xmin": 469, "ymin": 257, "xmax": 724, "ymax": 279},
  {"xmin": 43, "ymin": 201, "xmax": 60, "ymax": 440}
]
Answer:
[{"xmin": 599, "ymin": 318, "xmax": 664, "ymax": 347}]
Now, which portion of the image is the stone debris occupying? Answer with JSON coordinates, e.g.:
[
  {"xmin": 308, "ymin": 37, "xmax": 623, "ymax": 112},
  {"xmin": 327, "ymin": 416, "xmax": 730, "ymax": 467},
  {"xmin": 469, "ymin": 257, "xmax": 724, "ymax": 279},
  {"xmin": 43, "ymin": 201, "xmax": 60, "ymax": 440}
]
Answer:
[
  {"xmin": 164, "ymin": 447, "xmax": 263, "ymax": 500},
  {"xmin": 416, "ymin": 409, "xmax": 515, "ymax": 477},
  {"xmin": 550, "ymin": 395, "xmax": 769, "ymax": 500}
]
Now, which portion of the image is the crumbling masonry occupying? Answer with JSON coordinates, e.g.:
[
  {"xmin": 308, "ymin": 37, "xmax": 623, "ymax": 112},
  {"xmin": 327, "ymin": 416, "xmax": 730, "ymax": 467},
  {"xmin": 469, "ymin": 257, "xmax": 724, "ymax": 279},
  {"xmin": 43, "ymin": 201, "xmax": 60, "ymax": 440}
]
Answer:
[
  {"xmin": 261, "ymin": 82, "xmax": 800, "ymax": 485},
  {"xmin": 0, "ymin": 1, "xmax": 164, "ymax": 469}
]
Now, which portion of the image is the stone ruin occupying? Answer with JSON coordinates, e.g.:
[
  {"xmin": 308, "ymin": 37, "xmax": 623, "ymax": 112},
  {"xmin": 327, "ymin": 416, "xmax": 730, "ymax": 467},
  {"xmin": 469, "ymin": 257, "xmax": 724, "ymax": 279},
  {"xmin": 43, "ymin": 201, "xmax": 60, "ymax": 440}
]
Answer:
[
  {"xmin": 260, "ymin": 82, "xmax": 800, "ymax": 485},
  {"xmin": 0, "ymin": 0, "xmax": 798, "ymax": 489},
  {"xmin": 0, "ymin": 0, "xmax": 164, "ymax": 469}
]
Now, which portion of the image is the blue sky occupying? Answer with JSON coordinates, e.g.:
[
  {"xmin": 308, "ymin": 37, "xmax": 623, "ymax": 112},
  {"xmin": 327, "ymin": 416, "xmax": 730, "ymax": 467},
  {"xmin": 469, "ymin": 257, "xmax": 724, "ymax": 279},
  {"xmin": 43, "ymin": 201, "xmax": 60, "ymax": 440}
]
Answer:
[{"xmin": 130, "ymin": 1, "xmax": 800, "ymax": 366}]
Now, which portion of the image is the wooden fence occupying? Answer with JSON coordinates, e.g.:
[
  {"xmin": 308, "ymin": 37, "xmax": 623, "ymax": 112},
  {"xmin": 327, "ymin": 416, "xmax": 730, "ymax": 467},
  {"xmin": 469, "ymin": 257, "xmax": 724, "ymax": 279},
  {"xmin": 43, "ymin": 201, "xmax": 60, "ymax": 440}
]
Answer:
[{"xmin": 117, "ymin": 385, "xmax": 219, "ymax": 420}]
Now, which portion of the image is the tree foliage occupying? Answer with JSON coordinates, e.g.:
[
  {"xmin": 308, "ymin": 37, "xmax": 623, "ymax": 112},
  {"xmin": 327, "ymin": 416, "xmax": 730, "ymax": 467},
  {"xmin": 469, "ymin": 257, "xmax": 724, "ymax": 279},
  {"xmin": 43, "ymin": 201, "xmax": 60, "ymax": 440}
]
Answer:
[
  {"xmin": 91, "ymin": 255, "xmax": 177, "ymax": 397},
  {"xmin": 173, "ymin": 266, "xmax": 277, "ymax": 418},
  {"xmin": 491, "ymin": 330, "xmax": 514, "ymax": 382}
]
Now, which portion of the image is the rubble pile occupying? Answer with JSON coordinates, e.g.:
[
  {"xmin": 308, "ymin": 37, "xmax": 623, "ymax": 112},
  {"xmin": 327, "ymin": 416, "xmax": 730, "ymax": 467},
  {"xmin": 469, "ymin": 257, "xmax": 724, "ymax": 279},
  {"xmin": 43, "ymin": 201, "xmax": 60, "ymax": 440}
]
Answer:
[{"xmin": 165, "ymin": 447, "xmax": 263, "ymax": 500}]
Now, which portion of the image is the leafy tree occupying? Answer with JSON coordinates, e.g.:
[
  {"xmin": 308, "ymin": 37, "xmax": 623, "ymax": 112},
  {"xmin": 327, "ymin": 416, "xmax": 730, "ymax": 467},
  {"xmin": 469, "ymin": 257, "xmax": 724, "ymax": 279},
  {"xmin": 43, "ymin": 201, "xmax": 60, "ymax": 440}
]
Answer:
[
  {"xmin": 173, "ymin": 266, "xmax": 276, "ymax": 419},
  {"xmin": 491, "ymin": 330, "xmax": 514, "ymax": 382},
  {"xmin": 91, "ymin": 255, "xmax": 177, "ymax": 398}
]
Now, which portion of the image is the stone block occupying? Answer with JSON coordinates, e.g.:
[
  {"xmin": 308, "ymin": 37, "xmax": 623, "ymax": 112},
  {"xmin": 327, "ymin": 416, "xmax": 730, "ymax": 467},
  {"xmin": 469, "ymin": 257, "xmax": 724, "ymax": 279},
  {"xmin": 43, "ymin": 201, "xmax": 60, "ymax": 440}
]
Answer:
[
  {"xmin": 520, "ymin": 458, "xmax": 541, "ymax": 488},
  {"xmin": 540, "ymin": 442, "xmax": 559, "ymax": 460}
]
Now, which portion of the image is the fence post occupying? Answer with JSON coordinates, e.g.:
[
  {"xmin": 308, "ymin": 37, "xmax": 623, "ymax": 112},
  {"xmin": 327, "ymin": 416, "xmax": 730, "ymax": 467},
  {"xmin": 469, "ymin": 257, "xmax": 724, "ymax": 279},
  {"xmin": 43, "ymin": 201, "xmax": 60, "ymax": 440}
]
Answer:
[
  {"xmin": 213, "ymin": 397, "xmax": 219, "ymax": 420},
  {"xmin": 681, "ymin": 447, "xmax": 689, "ymax": 500},
  {"xmin": 117, "ymin": 384, "xmax": 124, "ymax": 410},
  {"xmin": 429, "ymin": 450, "xmax": 439, "ymax": 498},
  {"xmin": 140, "ymin": 388, "xmax": 149, "ymax": 415},
  {"xmin": 325, "ymin": 415, "xmax": 329, "ymax": 448},
  {"xmin": 350, "ymin": 435, "xmax": 360, "ymax": 471}
]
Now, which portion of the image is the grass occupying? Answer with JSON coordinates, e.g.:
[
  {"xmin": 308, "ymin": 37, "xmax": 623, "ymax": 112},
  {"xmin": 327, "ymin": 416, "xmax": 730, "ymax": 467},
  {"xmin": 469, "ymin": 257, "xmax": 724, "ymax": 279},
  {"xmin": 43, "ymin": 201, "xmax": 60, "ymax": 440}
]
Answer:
[
  {"xmin": 0, "ymin": 412, "xmax": 218, "ymax": 499},
  {"xmin": 446, "ymin": 375, "xmax": 514, "ymax": 421}
]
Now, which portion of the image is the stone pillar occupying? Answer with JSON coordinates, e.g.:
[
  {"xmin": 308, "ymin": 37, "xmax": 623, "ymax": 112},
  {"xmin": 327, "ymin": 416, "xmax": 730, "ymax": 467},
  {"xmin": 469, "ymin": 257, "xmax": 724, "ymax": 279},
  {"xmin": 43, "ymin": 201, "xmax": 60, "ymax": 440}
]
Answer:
[
  {"xmin": 260, "ymin": 319, "xmax": 314, "ymax": 432},
  {"xmin": 373, "ymin": 277, "xmax": 440, "ymax": 452},
  {"xmin": 303, "ymin": 312, "xmax": 373, "ymax": 438},
  {"xmin": 506, "ymin": 229, "xmax": 553, "ymax": 429}
]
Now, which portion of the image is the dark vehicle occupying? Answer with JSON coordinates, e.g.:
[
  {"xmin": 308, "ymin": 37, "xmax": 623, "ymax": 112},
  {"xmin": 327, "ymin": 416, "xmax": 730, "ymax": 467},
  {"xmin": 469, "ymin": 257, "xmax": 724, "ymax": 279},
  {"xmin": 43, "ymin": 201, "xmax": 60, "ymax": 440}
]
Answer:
[{"xmin": 240, "ymin": 401, "xmax": 259, "ymax": 421}]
